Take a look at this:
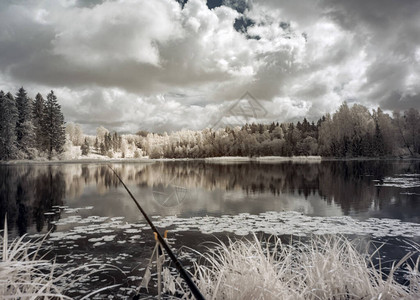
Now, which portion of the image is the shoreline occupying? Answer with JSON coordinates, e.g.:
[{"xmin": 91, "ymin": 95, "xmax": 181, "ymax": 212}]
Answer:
[
  {"xmin": 204, "ymin": 156, "xmax": 323, "ymax": 163},
  {"xmin": 1, "ymin": 155, "xmax": 418, "ymax": 165}
]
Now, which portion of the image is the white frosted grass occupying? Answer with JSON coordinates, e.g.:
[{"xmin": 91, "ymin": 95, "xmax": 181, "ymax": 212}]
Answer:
[
  {"xmin": 155, "ymin": 211, "xmax": 420, "ymax": 237},
  {"xmin": 172, "ymin": 235, "xmax": 420, "ymax": 300},
  {"xmin": 1, "ymin": 219, "xmax": 121, "ymax": 299}
]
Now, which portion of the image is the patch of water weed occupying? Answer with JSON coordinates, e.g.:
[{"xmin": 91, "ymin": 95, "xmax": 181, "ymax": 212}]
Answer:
[
  {"xmin": 374, "ymin": 174, "xmax": 420, "ymax": 188},
  {"xmin": 155, "ymin": 211, "xmax": 420, "ymax": 237}
]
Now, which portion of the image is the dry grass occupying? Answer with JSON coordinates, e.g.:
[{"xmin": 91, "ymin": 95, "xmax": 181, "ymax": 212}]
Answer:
[
  {"xmin": 183, "ymin": 235, "xmax": 420, "ymax": 300},
  {"xmin": 0, "ymin": 218, "xmax": 120, "ymax": 299}
]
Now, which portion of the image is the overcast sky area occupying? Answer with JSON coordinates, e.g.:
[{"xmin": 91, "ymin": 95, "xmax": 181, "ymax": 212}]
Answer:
[{"xmin": 1, "ymin": 0, "xmax": 419, "ymax": 134}]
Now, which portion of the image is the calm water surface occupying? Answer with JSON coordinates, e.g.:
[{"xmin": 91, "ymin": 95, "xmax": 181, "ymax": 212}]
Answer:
[{"xmin": 1, "ymin": 160, "xmax": 420, "ymax": 298}]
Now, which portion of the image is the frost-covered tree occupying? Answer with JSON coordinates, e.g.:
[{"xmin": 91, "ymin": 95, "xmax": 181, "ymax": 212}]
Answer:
[
  {"xmin": 374, "ymin": 108, "xmax": 396, "ymax": 156},
  {"xmin": 349, "ymin": 104, "xmax": 374, "ymax": 157},
  {"xmin": 41, "ymin": 91, "xmax": 66, "ymax": 158},
  {"xmin": 271, "ymin": 126, "xmax": 284, "ymax": 140},
  {"xmin": 73, "ymin": 124, "xmax": 84, "ymax": 146},
  {"xmin": 0, "ymin": 92, "xmax": 18, "ymax": 160},
  {"xmin": 66, "ymin": 122, "xmax": 84, "ymax": 146},
  {"xmin": 393, "ymin": 110, "xmax": 413, "ymax": 156},
  {"xmin": 318, "ymin": 114, "xmax": 333, "ymax": 156},
  {"xmin": 32, "ymin": 93, "xmax": 45, "ymax": 151},
  {"xmin": 112, "ymin": 132, "xmax": 121, "ymax": 151},
  {"xmin": 15, "ymin": 87, "xmax": 35, "ymax": 157},
  {"xmin": 96, "ymin": 126, "xmax": 109, "ymax": 143},
  {"xmin": 404, "ymin": 108, "xmax": 420, "ymax": 155}
]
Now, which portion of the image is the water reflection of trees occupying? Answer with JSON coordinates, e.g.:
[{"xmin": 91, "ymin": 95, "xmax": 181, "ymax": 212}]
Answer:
[
  {"xmin": 0, "ymin": 165, "xmax": 65, "ymax": 235},
  {"xmin": 131, "ymin": 161, "xmax": 419, "ymax": 216},
  {"xmin": 2, "ymin": 161, "xmax": 419, "ymax": 235},
  {"xmin": 318, "ymin": 161, "xmax": 420, "ymax": 216},
  {"xmin": 59, "ymin": 161, "xmax": 419, "ymax": 216}
]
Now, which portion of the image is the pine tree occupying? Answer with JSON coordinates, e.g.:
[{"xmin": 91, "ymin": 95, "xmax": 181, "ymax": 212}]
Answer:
[
  {"xmin": 81, "ymin": 138, "xmax": 90, "ymax": 156},
  {"xmin": 32, "ymin": 93, "xmax": 45, "ymax": 151},
  {"xmin": 0, "ymin": 92, "xmax": 18, "ymax": 160},
  {"xmin": 104, "ymin": 132, "xmax": 112, "ymax": 152},
  {"xmin": 41, "ymin": 91, "xmax": 66, "ymax": 159},
  {"xmin": 372, "ymin": 120, "xmax": 385, "ymax": 157},
  {"xmin": 94, "ymin": 137, "xmax": 99, "ymax": 153},
  {"xmin": 100, "ymin": 142, "xmax": 106, "ymax": 155},
  {"xmin": 15, "ymin": 87, "xmax": 35, "ymax": 157},
  {"xmin": 112, "ymin": 132, "xmax": 119, "ymax": 151}
]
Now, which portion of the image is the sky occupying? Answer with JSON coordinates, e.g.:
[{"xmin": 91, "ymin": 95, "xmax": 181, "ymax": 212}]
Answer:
[{"xmin": 0, "ymin": 0, "xmax": 419, "ymax": 134}]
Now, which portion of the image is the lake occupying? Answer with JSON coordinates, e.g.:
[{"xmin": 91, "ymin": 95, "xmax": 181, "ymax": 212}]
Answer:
[{"xmin": 1, "ymin": 160, "xmax": 420, "ymax": 298}]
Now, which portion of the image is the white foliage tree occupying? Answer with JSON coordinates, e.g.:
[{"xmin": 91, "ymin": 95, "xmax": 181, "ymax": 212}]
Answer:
[
  {"xmin": 66, "ymin": 122, "xmax": 84, "ymax": 146},
  {"xmin": 96, "ymin": 126, "xmax": 109, "ymax": 143}
]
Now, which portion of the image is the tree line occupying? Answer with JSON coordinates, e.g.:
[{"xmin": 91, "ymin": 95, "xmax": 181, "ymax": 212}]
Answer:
[
  {"xmin": 1, "ymin": 87, "xmax": 419, "ymax": 160},
  {"xmin": 0, "ymin": 88, "xmax": 66, "ymax": 160},
  {"xmin": 65, "ymin": 123, "xmax": 142, "ymax": 159},
  {"xmin": 140, "ymin": 103, "xmax": 420, "ymax": 158}
]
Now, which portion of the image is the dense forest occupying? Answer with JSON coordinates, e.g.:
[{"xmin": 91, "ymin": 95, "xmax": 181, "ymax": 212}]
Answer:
[
  {"xmin": 0, "ymin": 88, "xmax": 66, "ymax": 160},
  {"xmin": 1, "ymin": 87, "xmax": 420, "ymax": 161}
]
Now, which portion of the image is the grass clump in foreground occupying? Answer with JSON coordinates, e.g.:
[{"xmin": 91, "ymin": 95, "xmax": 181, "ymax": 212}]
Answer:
[
  {"xmin": 0, "ymin": 220, "xmax": 120, "ymax": 299},
  {"xmin": 178, "ymin": 235, "xmax": 420, "ymax": 300}
]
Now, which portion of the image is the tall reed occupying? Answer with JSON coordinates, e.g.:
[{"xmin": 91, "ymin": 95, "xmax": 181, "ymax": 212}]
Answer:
[
  {"xmin": 178, "ymin": 235, "xmax": 420, "ymax": 300},
  {"xmin": 0, "ymin": 218, "xmax": 120, "ymax": 299}
]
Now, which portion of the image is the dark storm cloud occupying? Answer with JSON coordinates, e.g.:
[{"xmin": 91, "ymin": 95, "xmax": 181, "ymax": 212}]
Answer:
[
  {"xmin": 320, "ymin": 0, "xmax": 420, "ymax": 110},
  {"xmin": 0, "ymin": 5, "xmax": 55, "ymax": 72},
  {"xmin": 74, "ymin": 0, "xmax": 107, "ymax": 8},
  {"xmin": 381, "ymin": 93, "xmax": 420, "ymax": 112},
  {"xmin": 9, "ymin": 53, "xmax": 163, "ymax": 94},
  {"xmin": 322, "ymin": 0, "xmax": 420, "ymax": 34}
]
